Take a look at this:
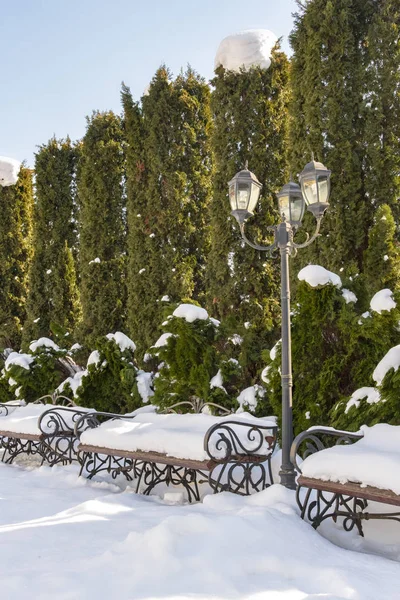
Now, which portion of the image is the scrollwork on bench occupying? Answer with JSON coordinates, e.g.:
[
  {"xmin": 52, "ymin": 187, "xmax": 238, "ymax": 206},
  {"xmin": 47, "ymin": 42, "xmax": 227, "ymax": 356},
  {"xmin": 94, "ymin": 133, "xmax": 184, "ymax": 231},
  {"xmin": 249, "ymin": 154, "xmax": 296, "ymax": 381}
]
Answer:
[{"xmin": 38, "ymin": 406, "xmax": 92, "ymax": 466}]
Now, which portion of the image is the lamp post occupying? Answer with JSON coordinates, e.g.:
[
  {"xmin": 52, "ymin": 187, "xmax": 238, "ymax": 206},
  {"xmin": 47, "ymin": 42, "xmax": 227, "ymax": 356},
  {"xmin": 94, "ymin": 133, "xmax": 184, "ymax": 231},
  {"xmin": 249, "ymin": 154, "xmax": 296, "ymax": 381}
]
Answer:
[{"xmin": 228, "ymin": 160, "xmax": 331, "ymax": 490}]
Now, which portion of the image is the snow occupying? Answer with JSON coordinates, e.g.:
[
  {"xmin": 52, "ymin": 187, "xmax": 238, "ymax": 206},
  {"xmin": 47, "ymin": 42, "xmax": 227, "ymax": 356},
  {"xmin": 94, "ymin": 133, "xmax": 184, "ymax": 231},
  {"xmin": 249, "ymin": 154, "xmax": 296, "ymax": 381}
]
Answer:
[
  {"xmin": 4, "ymin": 352, "xmax": 34, "ymax": 372},
  {"xmin": 136, "ymin": 370, "xmax": 154, "ymax": 403},
  {"xmin": 161, "ymin": 295, "xmax": 170, "ymax": 302},
  {"xmin": 342, "ymin": 288, "xmax": 357, "ymax": 304},
  {"xmin": 138, "ymin": 268, "xmax": 145, "ymax": 274},
  {"xmin": 0, "ymin": 156, "xmax": 21, "ymax": 186},
  {"xmin": 0, "ymin": 465, "xmax": 399, "ymax": 599},
  {"xmin": 89, "ymin": 257, "xmax": 101, "ymax": 264},
  {"xmin": 236, "ymin": 385, "xmax": 264, "ymax": 413},
  {"xmin": 214, "ymin": 29, "xmax": 278, "ymax": 72},
  {"xmin": 301, "ymin": 423, "xmax": 400, "ymax": 495},
  {"xmin": 261, "ymin": 365, "xmax": 271, "ymax": 383},
  {"xmin": 345, "ymin": 387, "xmax": 381, "ymax": 413},
  {"xmin": 373, "ymin": 344, "xmax": 400, "ymax": 385},
  {"xmin": 152, "ymin": 332, "xmax": 175, "ymax": 349},
  {"xmin": 80, "ymin": 412, "xmax": 275, "ymax": 462},
  {"xmin": 172, "ymin": 303, "xmax": 208, "ymax": 323},
  {"xmin": 370, "ymin": 288, "xmax": 396, "ymax": 314},
  {"xmin": 298, "ymin": 265, "xmax": 342, "ymax": 289},
  {"xmin": 270, "ymin": 340, "xmax": 281, "ymax": 360},
  {"xmin": 106, "ymin": 332, "xmax": 136, "ymax": 353},
  {"xmin": 69, "ymin": 343, "xmax": 82, "ymax": 352},
  {"xmin": 384, "ymin": 254, "xmax": 389, "ymax": 261},
  {"xmin": 0, "ymin": 404, "xmax": 81, "ymax": 436},
  {"xmin": 33, "ymin": 317, "xmax": 40, "ymax": 323},
  {"xmin": 210, "ymin": 369, "xmax": 226, "ymax": 392},
  {"xmin": 29, "ymin": 337, "xmax": 60, "ymax": 353},
  {"xmin": 46, "ymin": 269, "xmax": 52, "ymax": 275},
  {"xmin": 57, "ymin": 370, "xmax": 88, "ymax": 397},
  {"xmin": 87, "ymin": 350, "xmax": 101, "ymax": 367},
  {"xmin": 228, "ymin": 333, "xmax": 243, "ymax": 346}
]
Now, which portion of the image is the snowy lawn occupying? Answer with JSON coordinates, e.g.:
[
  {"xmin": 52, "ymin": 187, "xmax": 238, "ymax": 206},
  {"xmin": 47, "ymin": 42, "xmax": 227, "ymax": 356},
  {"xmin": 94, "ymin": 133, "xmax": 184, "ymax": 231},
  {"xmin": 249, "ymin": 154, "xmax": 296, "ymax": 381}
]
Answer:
[{"xmin": 1, "ymin": 462, "xmax": 400, "ymax": 599}]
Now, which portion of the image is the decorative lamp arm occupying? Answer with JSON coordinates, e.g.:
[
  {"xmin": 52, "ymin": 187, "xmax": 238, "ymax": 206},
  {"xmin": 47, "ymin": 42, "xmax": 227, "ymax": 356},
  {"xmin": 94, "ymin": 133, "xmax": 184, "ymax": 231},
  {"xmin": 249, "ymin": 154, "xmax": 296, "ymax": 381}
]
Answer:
[
  {"xmin": 240, "ymin": 223, "xmax": 278, "ymax": 253},
  {"xmin": 290, "ymin": 217, "xmax": 322, "ymax": 249}
]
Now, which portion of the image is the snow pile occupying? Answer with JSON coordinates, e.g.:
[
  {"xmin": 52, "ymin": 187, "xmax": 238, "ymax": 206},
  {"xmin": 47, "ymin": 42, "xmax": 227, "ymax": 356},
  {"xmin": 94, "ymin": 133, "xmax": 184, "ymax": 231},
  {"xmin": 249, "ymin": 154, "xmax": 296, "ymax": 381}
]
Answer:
[
  {"xmin": 214, "ymin": 29, "xmax": 278, "ymax": 72},
  {"xmin": 152, "ymin": 332, "xmax": 175, "ymax": 349},
  {"xmin": 373, "ymin": 344, "xmax": 400, "ymax": 385},
  {"xmin": 0, "ymin": 156, "xmax": 21, "ymax": 186},
  {"xmin": 29, "ymin": 337, "xmax": 60, "ymax": 353},
  {"xmin": 136, "ymin": 371, "xmax": 154, "ymax": 403},
  {"xmin": 270, "ymin": 340, "xmax": 281, "ymax": 360},
  {"xmin": 57, "ymin": 370, "xmax": 88, "ymax": 397},
  {"xmin": 0, "ymin": 404, "xmax": 57, "ymax": 435},
  {"xmin": 370, "ymin": 288, "xmax": 396, "ymax": 314},
  {"xmin": 301, "ymin": 423, "xmax": 400, "ymax": 494},
  {"xmin": 89, "ymin": 257, "xmax": 101, "ymax": 264},
  {"xmin": 345, "ymin": 387, "xmax": 381, "ymax": 413},
  {"xmin": 298, "ymin": 265, "xmax": 342, "ymax": 288},
  {"xmin": 106, "ymin": 332, "xmax": 136, "ymax": 353},
  {"xmin": 87, "ymin": 350, "xmax": 101, "ymax": 367},
  {"xmin": 4, "ymin": 352, "xmax": 34, "ymax": 372},
  {"xmin": 172, "ymin": 303, "xmax": 208, "ymax": 323},
  {"xmin": 236, "ymin": 385, "xmax": 265, "ymax": 413},
  {"xmin": 210, "ymin": 369, "xmax": 226, "ymax": 392},
  {"xmin": 80, "ymin": 412, "xmax": 276, "ymax": 461},
  {"xmin": 342, "ymin": 288, "xmax": 357, "ymax": 304}
]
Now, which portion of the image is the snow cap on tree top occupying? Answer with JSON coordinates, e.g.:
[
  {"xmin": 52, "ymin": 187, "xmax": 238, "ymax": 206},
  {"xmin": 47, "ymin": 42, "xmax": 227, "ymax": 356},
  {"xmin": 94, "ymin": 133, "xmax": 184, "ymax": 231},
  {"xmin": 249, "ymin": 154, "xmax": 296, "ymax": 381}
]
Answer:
[
  {"xmin": 214, "ymin": 29, "xmax": 278, "ymax": 73},
  {"xmin": 298, "ymin": 265, "xmax": 342, "ymax": 289},
  {"xmin": 172, "ymin": 304, "xmax": 208, "ymax": 323},
  {"xmin": 0, "ymin": 156, "xmax": 21, "ymax": 187}
]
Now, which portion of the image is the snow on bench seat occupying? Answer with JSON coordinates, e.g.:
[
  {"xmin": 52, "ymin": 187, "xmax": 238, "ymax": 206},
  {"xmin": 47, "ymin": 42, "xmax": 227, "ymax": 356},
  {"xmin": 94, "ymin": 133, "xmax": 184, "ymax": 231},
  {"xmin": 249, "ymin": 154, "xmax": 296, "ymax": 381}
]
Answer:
[
  {"xmin": 300, "ymin": 424, "xmax": 400, "ymax": 496},
  {"xmin": 0, "ymin": 404, "xmax": 91, "ymax": 437},
  {"xmin": 79, "ymin": 412, "xmax": 276, "ymax": 462}
]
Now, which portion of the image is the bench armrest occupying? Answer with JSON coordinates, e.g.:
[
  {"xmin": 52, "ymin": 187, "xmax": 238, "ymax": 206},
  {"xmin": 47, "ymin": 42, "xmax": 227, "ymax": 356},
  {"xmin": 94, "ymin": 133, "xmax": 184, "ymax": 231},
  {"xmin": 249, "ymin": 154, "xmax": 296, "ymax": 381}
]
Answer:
[
  {"xmin": 38, "ymin": 406, "xmax": 92, "ymax": 437},
  {"xmin": 73, "ymin": 411, "xmax": 138, "ymax": 439},
  {"xmin": 290, "ymin": 426, "xmax": 364, "ymax": 474},
  {"xmin": 204, "ymin": 420, "xmax": 277, "ymax": 463}
]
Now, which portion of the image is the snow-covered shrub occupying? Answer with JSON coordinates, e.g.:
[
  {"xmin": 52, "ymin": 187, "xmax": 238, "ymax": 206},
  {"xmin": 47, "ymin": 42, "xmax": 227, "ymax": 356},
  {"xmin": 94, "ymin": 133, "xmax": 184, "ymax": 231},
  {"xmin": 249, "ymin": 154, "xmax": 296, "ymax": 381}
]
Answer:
[
  {"xmin": 148, "ymin": 303, "xmax": 265, "ymax": 414},
  {"xmin": 2, "ymin": 338, "xmax": 80, "ymax": 403},
  {"xmin": 59, "ymin": 332, "xmax": 143, "ymax": 413}
]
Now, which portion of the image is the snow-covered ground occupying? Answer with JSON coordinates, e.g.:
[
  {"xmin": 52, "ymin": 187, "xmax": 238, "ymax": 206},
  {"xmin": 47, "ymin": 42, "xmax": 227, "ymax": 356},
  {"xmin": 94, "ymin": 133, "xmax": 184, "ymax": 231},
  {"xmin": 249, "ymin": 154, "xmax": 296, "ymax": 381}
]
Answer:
[{"xmin": 1, "ymin": 461, "xmax": 400, "ymax": 600}]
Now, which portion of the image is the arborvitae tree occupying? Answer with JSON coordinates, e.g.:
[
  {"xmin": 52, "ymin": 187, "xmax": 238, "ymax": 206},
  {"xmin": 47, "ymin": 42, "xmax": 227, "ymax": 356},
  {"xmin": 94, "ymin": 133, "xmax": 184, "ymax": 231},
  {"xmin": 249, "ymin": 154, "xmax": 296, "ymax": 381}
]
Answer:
[
  {"xmin": 78, "ymin": 111, "xmax": 126, "ymax": 346},
  {"xmin": 207, "ymin": 47, "xmax": 290, "ymax": 381},
  {"xmin": 0, "ymin": 165, "xmax": 33, "ymax": 348},
  {"xmin": 123, "ymin": 67, "xmax": 213, "ymax": 355},
  {"xmin": 363, "ymin": 204, "xmax": 400, "ymax": 298},
  {"xmin": 364, "ymin": 0, "xmax": 400, "ymax": 221},
  {"xmin": 24, "ymin": 138, "xmax": 80, "ymax": 344},
  {"xmin": 288, "ymin": 0, "xmax": 372, "ymax": 273}
]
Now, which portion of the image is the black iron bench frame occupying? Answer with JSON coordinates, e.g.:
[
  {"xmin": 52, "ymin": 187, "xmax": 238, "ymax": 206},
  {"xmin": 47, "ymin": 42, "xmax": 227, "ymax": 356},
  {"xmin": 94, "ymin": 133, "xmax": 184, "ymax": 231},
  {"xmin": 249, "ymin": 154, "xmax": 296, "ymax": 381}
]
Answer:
[
  {"xmin": 0, "ymin": 395, "xmax": 90, "ymax": 466},
  {"xmin": 291, "ymin": 427, "xmax": 400, "ymax": 536},
  {"xmin": 75, "ymin": 403, "xmax": 277, "ymax": 503}
]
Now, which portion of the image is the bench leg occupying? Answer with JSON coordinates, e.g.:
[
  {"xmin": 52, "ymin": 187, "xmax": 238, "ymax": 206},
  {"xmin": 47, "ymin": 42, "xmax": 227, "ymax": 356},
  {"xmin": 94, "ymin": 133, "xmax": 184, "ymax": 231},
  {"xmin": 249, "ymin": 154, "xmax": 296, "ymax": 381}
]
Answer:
[
  {"xmin": 209, "ymin": 460, "xmax": 270, "ymax": 496},
  {"xmin": 297, "ymin": 485, "xmax": 368, "ymax": 536},
  {"xmin": 136, "ymin": 461, "xmax": 202, "ymax": 503},
  {"xmin": 80, "ymin": 452, "xmax": 135, "ymax": 482}
]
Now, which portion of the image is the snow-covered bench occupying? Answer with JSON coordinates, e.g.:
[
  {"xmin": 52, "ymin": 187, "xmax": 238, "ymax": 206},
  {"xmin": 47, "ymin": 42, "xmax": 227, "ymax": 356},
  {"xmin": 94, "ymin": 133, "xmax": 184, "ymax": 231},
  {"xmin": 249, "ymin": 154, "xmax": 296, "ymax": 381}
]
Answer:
[
  {"xmin": 0, "ymin": 396, "xmax": 91, "ymax": 466},
  {"xmin": 75, "ymin": 406, "xmax": 277, "ymax": 502},
  {"xmin": 291, "ymin": 425, "xmax": 400, "ymax": 536}
]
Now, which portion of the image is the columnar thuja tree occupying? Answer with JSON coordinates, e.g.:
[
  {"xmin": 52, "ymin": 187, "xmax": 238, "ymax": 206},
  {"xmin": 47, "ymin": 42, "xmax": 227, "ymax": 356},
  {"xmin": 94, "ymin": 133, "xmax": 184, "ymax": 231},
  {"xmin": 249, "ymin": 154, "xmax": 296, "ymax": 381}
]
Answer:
[
  {"xmin": 207, "ymin": 47, "xmax": 290, "ymax": 379},
  {"xmin": 78, "ymin": 111, "xmax": 126, "ymax": 346},
  {"xmin": 0, "ymin": 164, "xmax": 33, "ymax": 348},
  {"xmin": 123, "ymin": 67, "xmax": 212, "ymax": 355},
  {"xmin": 23, "ymin": 138, "xmax": 80, "ymax": 344}
]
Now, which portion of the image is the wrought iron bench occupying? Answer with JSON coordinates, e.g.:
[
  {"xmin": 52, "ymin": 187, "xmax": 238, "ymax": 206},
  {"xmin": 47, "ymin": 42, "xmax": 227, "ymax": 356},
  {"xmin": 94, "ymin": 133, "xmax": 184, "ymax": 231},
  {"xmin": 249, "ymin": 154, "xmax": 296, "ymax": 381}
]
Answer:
[
  {"xmin": 290, "ymin": 427, "xmax": 400, "ymax": 536},
  {"xmin": 74, "ymin": 402, "xmax": 277, "ymax": 503},
  {"xmin": 0, "ymin": 395, "xmax": 91, "ymax": 466}
]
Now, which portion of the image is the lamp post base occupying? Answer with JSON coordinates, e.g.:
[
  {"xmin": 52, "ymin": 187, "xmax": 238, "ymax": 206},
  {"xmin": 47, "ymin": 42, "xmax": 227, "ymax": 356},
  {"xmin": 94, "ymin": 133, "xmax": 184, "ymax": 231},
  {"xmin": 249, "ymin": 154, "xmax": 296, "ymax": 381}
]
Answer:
[{"xmin": 279, "ymin": 466, "xmax": 297, "ymax": 490}]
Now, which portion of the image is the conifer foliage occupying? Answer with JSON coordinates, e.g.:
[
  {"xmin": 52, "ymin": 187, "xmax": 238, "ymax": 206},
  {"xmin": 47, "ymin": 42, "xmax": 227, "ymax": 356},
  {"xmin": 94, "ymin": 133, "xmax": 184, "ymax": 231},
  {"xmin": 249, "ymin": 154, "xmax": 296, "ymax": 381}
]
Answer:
[
  {"xmin": 78, "ymin": 111, "xmax": 126, "ymax": 346},
  {"xmin": 0, "ymin": 165, "xmax": 33, "ymax": 349},
  {"xmin": 123, "ymin": 68, "xmax": 213, "ymax": 354},
  {"xmin": 24, "ymin": 138, "xmax": 80, "ymax": 344},
  {"xmin": 207, "ymin": 48, "xmax": 290, "ymax": 379}
]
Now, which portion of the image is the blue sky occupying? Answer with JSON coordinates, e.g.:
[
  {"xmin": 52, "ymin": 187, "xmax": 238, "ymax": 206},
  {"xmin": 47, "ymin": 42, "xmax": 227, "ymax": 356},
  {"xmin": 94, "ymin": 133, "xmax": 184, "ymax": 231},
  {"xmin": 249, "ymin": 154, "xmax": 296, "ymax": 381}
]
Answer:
[{"xmin": 0, "ymin": 0, "xmax": 297, "ymax": 167}]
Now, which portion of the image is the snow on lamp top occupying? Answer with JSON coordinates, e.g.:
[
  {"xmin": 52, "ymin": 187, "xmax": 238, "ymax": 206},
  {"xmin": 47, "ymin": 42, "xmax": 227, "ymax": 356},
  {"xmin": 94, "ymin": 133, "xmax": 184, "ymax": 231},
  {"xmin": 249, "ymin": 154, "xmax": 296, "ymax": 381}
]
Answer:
[
  {"xmin": 0, "ymin": 156, "xmax": 21, "ymax": 187},
  {"xmin": 214, "ymin": 29, "xmax": 278, "ymax": 73}
]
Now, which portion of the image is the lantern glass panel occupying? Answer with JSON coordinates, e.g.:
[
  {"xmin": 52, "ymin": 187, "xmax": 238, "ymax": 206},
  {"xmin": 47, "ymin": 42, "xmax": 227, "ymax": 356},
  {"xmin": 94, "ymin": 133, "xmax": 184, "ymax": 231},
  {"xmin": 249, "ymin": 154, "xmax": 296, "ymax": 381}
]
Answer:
[
  {"xmin": 278, "ymin": 194, "xmax": 290, "ymax": 220},
  {"xmin": 229, "ymin": 183, "xmax": 237, "ymax": 211},
  {"xmin": 248, "ymin": 183, "xmax": 261, "ymax": 214},
  {"xmin": 237, "ymin": 181, "xmax": 251, "ymax": 210},
  {"xmin": 317, "ymin": 175, "xmax": 330, "ymax": 204},
  {"xmin": 302, "ymin": 176, "xmax": 318, "ymax": 206},
  {"xmin": 291, "ymin": 196, "xmax": 304, "ymax": 223}
]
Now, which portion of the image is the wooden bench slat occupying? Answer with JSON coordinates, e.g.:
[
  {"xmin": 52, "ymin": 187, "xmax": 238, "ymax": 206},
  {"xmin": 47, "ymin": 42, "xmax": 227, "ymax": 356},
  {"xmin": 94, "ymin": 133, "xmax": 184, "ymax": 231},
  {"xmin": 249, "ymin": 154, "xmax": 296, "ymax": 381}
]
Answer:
[
  {"xmin": 78, "ymin": 443, "xmax": 269, "ymax": 472},
  {"xmin": 0, "ymin": 430, "xmax": 41, "ymax": 442},
  {"xmin": 298, "ymin": 476, "xmax": 400, "ymax": 507}
]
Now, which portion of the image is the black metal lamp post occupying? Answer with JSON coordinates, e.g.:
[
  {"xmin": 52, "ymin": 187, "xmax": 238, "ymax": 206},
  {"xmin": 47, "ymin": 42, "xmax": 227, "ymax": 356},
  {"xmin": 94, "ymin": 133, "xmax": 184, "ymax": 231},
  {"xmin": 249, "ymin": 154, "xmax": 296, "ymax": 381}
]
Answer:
[{"xmin": 229, "ymin": 160, "xmax": 331, "ymax": 490}]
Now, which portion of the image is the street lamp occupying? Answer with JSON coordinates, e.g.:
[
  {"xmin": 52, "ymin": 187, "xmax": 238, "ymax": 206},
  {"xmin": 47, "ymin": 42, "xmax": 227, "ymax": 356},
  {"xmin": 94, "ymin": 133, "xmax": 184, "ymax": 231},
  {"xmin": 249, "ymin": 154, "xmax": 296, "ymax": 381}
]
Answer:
[{"xmin": 229, "ymin": 160, "xmax": 331, "ymax": 490}]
